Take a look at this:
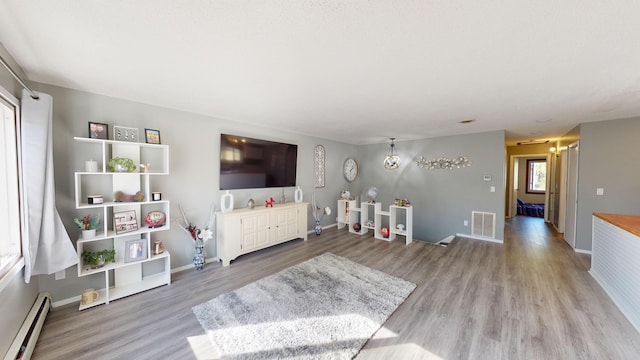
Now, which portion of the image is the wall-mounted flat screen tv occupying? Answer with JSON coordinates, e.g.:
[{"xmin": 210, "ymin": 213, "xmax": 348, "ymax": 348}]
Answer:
[{"xmin": 220, "ymin": 134, "xmax": 298, "ymax": 190}]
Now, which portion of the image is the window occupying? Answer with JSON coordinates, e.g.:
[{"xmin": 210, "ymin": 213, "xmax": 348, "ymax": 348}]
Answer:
[
  {"xmin": 0, "ymin": 90, "xmax": 23, "ymax": 280},
  {"xmin": 526, "ymin": 159, "xmax": 546, "ymax": 194}
]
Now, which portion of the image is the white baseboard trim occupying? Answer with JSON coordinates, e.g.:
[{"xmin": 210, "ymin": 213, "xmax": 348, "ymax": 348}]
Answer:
[
  {"xmin": 574, "ymin": 248, "xmax": 592, "ymax": 255},
  {"xmin": 171, "ymin": 256, "xmax": 221, "ymax": 274},
  {"xmin": 437, "ymin": 235, "xmax": 455, "ymax": 245},
  {"xmin": 52, "ymin": 295, "xmax": 81, "ymax": 309},
  {"xmin": 53, "ymin": 257, "xmax": 222, "ymax": 308},
  {"xmin": 456, "ymin": 233, "xmax": 504, "ymax": 244},
  {"xmin": 307, "ymin": 223, "xmax": 338, "ymax": 235}
]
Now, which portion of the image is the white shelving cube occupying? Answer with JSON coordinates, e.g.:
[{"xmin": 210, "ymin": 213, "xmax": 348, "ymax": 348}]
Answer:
[{"xmin": 73, "ymin": 137, "xmax": 171, "ymax": 310}]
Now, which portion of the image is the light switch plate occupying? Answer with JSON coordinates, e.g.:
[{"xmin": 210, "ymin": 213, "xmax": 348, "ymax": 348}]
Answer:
[
  {"xmin": 113, "ymin": 126, "xmax": 139, "ymax": 142},
  {"xmin": 596, "ymin": 188, "xmax": 604, "ymax": 196}
]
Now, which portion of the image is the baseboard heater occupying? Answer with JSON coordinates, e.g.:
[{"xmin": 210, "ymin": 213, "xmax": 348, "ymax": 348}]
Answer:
[{"xmin": 4, "ymin": 292, "xmax": 51, "ymax": 360}]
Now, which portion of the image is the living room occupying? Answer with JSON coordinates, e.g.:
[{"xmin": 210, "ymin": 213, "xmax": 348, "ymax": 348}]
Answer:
[{"xmin": 2, "ymin": 2, "xmax": 640, "ymax": 359}]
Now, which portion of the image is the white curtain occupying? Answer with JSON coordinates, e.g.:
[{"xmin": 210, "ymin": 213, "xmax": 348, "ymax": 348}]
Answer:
[{"xmin": 21, "ymin": 89, "xmax": 77, "ymax": 282}]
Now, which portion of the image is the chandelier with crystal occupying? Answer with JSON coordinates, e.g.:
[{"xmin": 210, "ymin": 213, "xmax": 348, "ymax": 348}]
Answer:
[{"xmin": 384, "ymin": 138, "xmax": 400, "ymax": 170}]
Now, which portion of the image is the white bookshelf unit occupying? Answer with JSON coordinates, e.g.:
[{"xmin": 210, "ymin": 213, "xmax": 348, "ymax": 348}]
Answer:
[
  {"xmin": 337, "ymin": 199, "xmax": 413, "ymax": 244},
  {"xmin": 73, "ymin": 137, "xmax": 171, "ymax": 310}
]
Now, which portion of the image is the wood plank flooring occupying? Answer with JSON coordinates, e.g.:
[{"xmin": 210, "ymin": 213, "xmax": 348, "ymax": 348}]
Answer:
[{"xmin": 32, "ymin": 216, "xmax": 640, "ymax": 359}]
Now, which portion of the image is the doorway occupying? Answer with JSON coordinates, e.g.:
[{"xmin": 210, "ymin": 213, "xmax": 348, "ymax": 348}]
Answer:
[{"xmin": 507, "ymin": 153, "xmax": 552, "ymax": 220}]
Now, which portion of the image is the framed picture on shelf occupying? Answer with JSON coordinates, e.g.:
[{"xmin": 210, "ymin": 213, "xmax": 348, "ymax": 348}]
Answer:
[
  {"xmin": 145, "ymin": 128, "xmax": 161, "ymax": 144},
  {"xmin": 114, "ymin": 210, "xmax": 138, "ymax": 235},
  {"xmin": 124, "ymin": 238, "xmax": 147, "ymax": 263},
  {"xmin": 88, "ymin": 122, "xmax": 108, "ymax": 139}
]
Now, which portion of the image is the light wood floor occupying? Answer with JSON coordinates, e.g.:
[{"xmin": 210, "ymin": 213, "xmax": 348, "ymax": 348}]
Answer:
[{"xmin": 33, "ymin": 217, "xmax": 640, "ymax": 359}]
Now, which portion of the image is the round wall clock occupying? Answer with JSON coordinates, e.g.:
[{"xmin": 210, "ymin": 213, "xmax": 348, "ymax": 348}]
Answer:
[{"xmin": 343, "ymin": 158, "xmax": 358, "ymax": 182}]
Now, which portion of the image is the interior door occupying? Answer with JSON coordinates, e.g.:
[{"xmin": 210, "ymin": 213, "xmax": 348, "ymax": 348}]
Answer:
[
  {"xmin": 564, "ymin": 142, "xmax": 579, "ymax": 248},
  {"xmin": 508, "ymin": 157, "xmax": 519, "ymax": 218},
  {"xmin": 557, "ymin": 149, "xmax": 567, "ymax": 233}
]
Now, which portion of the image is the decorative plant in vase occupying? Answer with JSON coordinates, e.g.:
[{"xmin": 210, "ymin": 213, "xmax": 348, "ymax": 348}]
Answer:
[
  {"xmin": 179, "ymin": 204, "xmax": 216, "ymax": 271},
  {"xmin": 311, "ymin": 193, "xmax": 331, "ymax": 236},
  {"xmin": 74, "ymin": 214, "xmax": 101, "ymax": 239},
  {"xmin": 82, "ymin": 249, "xmax": 116, "ymax": 269},
  {"xmin": 107, "ymin": 157, "xmax": 137, "ymax": 172}
]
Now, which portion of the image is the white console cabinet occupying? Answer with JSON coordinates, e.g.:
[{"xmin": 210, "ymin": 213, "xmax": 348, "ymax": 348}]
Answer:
[
  {"xmin": 73, "ymin": 137, "xmax": 171, "ymax": 310},
  {"xmin": 216, "ymin": 202, "xmax": 308, "ymax": 266}
]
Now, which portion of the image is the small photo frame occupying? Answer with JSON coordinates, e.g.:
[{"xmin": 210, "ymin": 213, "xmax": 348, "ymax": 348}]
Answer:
[
  {"xmin": 124, "ymin": 238, "xmax": 147, "ymax": 263},
  {"xmin": 114, "ymin": 210, "xmax": 138, "ymax": 235},
  {"xmin": 145, "ymin": 129, "xmax": 161, "ymax": 144},
  {"xmin": 89, "ymin": 122, "xmax": 108, "ymax": 139}
]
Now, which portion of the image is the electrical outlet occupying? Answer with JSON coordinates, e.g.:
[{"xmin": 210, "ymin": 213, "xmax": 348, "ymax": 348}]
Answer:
[
  {"xmin": 55, "ymin": 269, "xmax": 65, "ymax": 280},
  {"xmin": 464, "ymin": 220, "xmax": 468, "ymax": 226}
]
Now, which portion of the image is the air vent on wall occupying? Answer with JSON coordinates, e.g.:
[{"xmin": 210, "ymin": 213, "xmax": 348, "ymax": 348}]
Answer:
[{"xmin": 472, "ymin": 211, "xmax": 496, "ymax": 239}]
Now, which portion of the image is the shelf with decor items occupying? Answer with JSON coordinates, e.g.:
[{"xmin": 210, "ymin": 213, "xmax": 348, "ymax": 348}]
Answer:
[
  {"xmin": 340, "ymin": 200, "xmax": 412, "ymax": 244},
  {"xmin": 73, "ymin": 137, "xmax": 171, "ymax": 310},
  {"xmin": 389, "ymin": 205, "xmax": 413, "ymax": 245},
  {"xmin": 337, "ymin": 199, "xmax": 364, "ymax": 234}
]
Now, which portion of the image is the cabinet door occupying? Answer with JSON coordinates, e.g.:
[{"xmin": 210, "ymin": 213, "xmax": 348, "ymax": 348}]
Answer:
[
  {"xmin": 274, "ymin": 208, "xmax": 299, "ymax": 242},
  {"xmin": 241, "ymin": 212, "xmax": 270, "ymax": 252}
]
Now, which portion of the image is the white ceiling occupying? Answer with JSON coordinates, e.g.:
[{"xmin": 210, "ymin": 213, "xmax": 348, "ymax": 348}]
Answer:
[{"xmin": 2, "ymin": 1, "xmax": 640, "ymax": 145}]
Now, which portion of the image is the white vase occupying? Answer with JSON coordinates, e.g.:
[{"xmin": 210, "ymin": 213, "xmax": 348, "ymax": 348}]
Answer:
[
  {"xmin": 221, "ymin": 190, "xmax": 234, "ymax": 213},
  {"xmin": 294, "ymin": 186, "xmax": 303, "ymax": 203},
  {"xmin": 82, "ymin": 229, "xmax": 96, "ymax": 239}
]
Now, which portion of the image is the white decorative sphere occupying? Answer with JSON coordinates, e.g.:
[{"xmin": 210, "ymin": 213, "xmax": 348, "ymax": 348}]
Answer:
[{"xmin": 366, "ymin": 187, "xmax": 378, "ymax": 202}]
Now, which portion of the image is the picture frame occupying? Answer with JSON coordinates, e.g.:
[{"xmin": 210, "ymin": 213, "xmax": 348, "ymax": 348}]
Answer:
[
  {"xmin": 113, "ymin": 126, "xmax": 139, "ymax": 142},
  {"xmin": 145, "ymin": 128, "xmax": 161, "ymax": 144},
  {"xmin": 113, "ymin": 210, "xmax": 138, "ymax": 235},
  {"xmin": 88, "ymin": 122, "xmax": 108, "ymax": 139},
  {"xmin": 124, "ymin": 238, "xmax": 147, "ymax": 263}
]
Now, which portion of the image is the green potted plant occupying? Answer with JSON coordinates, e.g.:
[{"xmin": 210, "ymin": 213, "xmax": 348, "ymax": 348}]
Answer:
[
  {"xmin": 82, "ymin": 249, "xmax": 116, "ymax": 269},
  {"xmin": 74, "ymin": 214, "xmax": 101, "ymax": 239},
  {"xmin": 108, "ymin": 157, "xmax": 137, "ymax": 172}
]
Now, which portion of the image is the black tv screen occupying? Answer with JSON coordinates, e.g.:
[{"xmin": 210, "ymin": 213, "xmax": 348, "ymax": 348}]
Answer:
[{"xmin": 220, "ymin": 134, "xmax": 298, "ymax": 190}]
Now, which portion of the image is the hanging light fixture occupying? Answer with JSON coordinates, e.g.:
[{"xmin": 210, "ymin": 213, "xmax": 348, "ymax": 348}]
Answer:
[{"xmin": 384, "ymin": 137, "xmax": 400, "ymax": 170}]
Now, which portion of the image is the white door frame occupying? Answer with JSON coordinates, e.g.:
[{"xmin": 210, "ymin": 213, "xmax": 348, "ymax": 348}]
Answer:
[
  {"xmin": 507, "ymin": 153, "xmax": 552, "ymax": 219},
  {"xmin": 563, "ymin": 141, "xmax": 579, "ymax": 248},
  {"xmin": 557, "ymin": 149, "xmax": 568, "ymax": 233}
]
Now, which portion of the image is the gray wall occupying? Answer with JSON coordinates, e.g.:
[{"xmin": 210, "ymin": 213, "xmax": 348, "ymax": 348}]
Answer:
[
  {"xmin": 0, "ymin": 43, "xmax": 39, "ymax": 357},
  {"xmin": 355, "ymin": 131, "xmax": 506, "ymax": 242},
  {"xmin": 32, "ymin": 82, "xmax": 357, "ymax": 301},
  {"xmin": 574, "ymin": 117, "xmax": 640, "ymax": 250}
]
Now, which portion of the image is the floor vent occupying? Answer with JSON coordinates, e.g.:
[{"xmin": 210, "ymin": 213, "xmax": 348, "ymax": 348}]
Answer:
[
  {"xmin": 4, "ymin": 292, "xmax": 51, "ymax": 360},
  {"xmin": 472, "ymin": 211, "xmax": 496, "ymax": 239}
]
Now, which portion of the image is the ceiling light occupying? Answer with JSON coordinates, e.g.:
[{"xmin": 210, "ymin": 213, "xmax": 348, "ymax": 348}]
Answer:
[
  {"xmin": 516, "ymin": 139, "xmax": 550, "ymax": 145},
  {"xmin": 384, "ymin": 138, "xmax": 400, "ymax": 170}
]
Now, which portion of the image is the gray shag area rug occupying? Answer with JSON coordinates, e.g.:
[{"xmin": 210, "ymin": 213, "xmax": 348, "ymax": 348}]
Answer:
[{"xmin": 192, "ymin": 253, "xmax": 416, "ymax": 359}]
